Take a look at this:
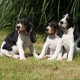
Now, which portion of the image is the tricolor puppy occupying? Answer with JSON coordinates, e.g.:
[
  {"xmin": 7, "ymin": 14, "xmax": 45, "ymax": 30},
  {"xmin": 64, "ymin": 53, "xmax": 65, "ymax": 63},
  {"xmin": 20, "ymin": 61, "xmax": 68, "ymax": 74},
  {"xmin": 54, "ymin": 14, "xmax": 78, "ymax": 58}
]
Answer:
[
  {"xmin": 59, "ymin": 14, "xmax": 80, "ymax": 61},
  {"xmin": 0, "ymin": 17, "xmax": 37, "ymax": 60},
  {"xmin": 36, "ymin": 21, "xmax": 62, "ymax": 60}
]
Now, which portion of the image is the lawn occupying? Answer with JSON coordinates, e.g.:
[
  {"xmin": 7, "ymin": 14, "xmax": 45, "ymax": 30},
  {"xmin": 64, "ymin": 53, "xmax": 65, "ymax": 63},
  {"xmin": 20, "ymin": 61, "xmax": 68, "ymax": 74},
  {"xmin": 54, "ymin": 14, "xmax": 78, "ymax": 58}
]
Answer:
[{"xmin": 0, "ymin": 29, "xmax": 80, "ymax": 80}]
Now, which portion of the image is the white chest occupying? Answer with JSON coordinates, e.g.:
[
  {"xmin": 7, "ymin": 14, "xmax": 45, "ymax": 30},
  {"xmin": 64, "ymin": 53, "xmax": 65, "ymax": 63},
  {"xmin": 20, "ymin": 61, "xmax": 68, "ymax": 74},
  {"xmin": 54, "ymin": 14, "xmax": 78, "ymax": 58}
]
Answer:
[
  {"xmin": 47, "ymin": 36, "xmax": 61, "ymax": 52},
  {"xmin": 62, "ymin": 28, "xmax": 74, "ymax": 51}
]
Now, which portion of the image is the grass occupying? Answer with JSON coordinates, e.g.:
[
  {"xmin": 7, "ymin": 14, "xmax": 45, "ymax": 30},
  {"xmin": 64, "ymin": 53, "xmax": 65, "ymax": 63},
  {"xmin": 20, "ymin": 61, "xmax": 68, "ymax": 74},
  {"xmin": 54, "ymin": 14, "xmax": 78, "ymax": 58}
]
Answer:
[{"xmin": 0, "ymin": 30, "xmax": 80, "ymax": 80}]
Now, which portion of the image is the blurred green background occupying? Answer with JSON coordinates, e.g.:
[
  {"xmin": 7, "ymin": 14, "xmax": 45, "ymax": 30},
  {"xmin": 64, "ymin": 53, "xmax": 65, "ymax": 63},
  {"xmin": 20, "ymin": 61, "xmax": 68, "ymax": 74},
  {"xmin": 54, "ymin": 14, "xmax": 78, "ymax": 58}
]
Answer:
[{"xmin": 0, "ymin": 0, "xmax": 80, "ymax": 32}]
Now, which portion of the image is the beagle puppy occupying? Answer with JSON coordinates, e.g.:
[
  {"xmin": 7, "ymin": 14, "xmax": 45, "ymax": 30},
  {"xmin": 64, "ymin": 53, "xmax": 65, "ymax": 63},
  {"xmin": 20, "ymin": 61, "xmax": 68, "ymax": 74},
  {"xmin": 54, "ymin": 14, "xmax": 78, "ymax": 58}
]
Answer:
[
  {"xmin": 36, "ymin": 21, "xmax": 62, "ymax": 60},
  {"xmin": 0, "ymin": 16, "xmax": 37, "ymax": 60}
]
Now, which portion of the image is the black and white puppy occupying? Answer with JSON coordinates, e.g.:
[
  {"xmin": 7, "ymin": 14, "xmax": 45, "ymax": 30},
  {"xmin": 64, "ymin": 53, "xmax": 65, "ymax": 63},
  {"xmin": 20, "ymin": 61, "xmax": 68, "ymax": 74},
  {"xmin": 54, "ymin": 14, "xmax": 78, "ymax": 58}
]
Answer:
[
  {"xmin": 0, "ymin": 17, "xmax": 37, "ymax": 60},
  {"xmin": 59, "ymin": 14, "xmax": 80, "ymax": 61},
  {"xmin": 36, "ymin": 21, "xmax": 62, "ymax": 60}
]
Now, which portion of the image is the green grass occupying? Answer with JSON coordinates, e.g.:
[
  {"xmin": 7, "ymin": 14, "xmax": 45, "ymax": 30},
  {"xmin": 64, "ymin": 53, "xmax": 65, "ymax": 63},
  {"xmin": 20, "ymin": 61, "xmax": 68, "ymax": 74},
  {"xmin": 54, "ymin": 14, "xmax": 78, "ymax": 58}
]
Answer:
[{"xmin": 0, "ymin": 30, "xmax": 80, "ymax": 80}]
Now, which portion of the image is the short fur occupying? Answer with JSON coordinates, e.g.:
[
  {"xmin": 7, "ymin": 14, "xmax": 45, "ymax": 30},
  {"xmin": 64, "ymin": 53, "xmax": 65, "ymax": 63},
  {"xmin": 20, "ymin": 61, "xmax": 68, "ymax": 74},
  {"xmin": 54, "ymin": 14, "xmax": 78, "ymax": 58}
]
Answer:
[
  {"xmin": 36, "ymin": 21, "xmax": 62, "ymax": 60},
  {"xmin": 59, "ymin": 14, "xmax": 80, "ymax": 61},
  {"xmin": 0, "ymin": 17, "xmax": 37, "ymax": 60}
]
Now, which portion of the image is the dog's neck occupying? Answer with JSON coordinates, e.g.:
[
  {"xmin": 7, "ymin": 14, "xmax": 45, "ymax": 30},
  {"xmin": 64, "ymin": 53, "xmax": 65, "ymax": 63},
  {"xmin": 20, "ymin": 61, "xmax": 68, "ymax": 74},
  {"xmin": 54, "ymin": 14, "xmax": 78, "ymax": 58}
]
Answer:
[
  {"xmin": 18, "ymin": 31, "xmax": 30, "ymax": 36},
  {"xmin": 62, "ymin": 27, "xmax": 74, "ymax": 34},
  {"xmin": 48, "ymin": 34, "xmax": 57, "ymax": 39}
]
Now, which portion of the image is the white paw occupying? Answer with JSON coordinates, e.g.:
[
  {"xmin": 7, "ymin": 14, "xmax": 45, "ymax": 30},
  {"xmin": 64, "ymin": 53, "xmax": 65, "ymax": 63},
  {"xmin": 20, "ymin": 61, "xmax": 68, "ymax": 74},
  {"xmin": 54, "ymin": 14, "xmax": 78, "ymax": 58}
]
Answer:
[
  {"xmin": 34, "ymin": 54, "xmax": 39, "ymax": 58},
  {"xmin": 66, "ymin": 59, "xmax": 72, "ymax": 62},
  {"xmin": 20, "ymin": 57, "xmax": 27, "ymax": 60},
  {"xmin": 35, "ymin": 56, "xmax": 43, "ymax": 59}
]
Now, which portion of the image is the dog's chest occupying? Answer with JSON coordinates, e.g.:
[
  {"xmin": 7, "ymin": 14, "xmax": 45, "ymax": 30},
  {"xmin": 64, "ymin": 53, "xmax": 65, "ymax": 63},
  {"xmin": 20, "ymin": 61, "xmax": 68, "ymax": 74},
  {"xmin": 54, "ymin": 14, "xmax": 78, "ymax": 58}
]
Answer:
[
  {"xmin": 62, "ymin": 30, "xmax": 74, "ymax": 50},
  {"xmin": 48, "ymin": 37, "xmax": 60, "ymax": 51},
  {"xmin": 17, "ymin": 33, "xmax": 31, "ymax": 48}
]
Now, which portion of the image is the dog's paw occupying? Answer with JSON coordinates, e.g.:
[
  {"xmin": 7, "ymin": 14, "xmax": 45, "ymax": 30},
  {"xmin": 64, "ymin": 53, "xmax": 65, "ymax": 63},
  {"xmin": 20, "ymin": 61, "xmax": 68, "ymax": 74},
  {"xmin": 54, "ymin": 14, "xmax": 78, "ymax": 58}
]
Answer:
[
  {"xmin": 66, "ymin": 59, "xmax": 72, "ymax": 62},
  {"xmin": 13, "ymin": 55, "xmax": 20, "ymax": 59},
  {"xmin": 34, "ymin": 54, "xmax": 39, "ymax": 58},
  {"xmin": 20, "ymin": 57, "xmax": 27, "ymax": 60},
  {"xmin": 35, "ymin": 56, "xmax": 43, "ymax": 59}
]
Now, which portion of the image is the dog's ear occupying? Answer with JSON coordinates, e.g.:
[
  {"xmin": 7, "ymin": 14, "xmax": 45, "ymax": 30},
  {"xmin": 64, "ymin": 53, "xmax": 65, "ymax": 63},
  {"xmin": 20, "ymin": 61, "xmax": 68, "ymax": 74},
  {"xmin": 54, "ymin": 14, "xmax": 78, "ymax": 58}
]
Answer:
[
  {"xmin": 66, "ymin": 13, "xmax": 74, "ymax": 28},
  {"xmin": 30, "ymin": 26, "xmax": 37, "ymax": 43},
  {"xmin": 26, "ymin": 22, "xmax": 32, "ymax": 33},
  {"xmin": 57, "ymin": 27, "xmax": 63, "ymax": 38}
]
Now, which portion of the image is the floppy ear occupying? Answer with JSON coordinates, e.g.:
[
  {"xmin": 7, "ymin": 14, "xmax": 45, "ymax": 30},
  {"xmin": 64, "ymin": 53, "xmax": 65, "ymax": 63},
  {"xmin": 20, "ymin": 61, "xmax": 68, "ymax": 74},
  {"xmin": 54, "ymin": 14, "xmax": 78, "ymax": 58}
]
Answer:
[
  {"xmin": 23, "ymin": 17, "xmax": 31, "ymax": 33},
  {"xmin": 30, "ymin": 26, "xmax": 37, "ymax": 43},
  {"xmin": 26, "ymin": 22, "xmax": 32, "ymax": 33},
  {"xmin": 57, "ymin": 24, "xmax": 63, "ymax": 38},
  {"xmin": 57, "ymin": 27, "xmax": 63, "ymax": 38}
]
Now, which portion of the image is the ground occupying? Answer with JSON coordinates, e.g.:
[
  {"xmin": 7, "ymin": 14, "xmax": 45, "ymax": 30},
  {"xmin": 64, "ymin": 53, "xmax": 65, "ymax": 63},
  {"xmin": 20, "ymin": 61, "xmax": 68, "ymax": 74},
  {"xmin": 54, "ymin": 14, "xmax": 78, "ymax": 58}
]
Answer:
[{"xmin": 0, "ymin": 29, "xmax": 80, "ymax": 80}]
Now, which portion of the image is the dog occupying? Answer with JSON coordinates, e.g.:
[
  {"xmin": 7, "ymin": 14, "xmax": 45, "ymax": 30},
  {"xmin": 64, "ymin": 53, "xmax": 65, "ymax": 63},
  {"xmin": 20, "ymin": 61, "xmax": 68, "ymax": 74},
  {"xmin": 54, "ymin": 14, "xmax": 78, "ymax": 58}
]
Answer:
[
  {"xmin": 58, "ymin": 14, "xmax": 80, "ymax": 61},
  {"xmin": 0, "ymin": 16, "xmax": 38, "ymax": 60},
  {"xmin": 36, "ymin": 21, "xmax": 62, "ymax": 60}
]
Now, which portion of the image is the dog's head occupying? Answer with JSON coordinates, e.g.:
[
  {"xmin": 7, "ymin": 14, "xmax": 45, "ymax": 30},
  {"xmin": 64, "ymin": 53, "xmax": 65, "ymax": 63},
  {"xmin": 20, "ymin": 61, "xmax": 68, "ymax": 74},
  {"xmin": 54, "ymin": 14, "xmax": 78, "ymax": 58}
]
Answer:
[
  {"xmin": 59, "ymin": 14, "xmax": 73, "ymax": 29},
  {"xmin": 16, "ymin": 17, "xmax": 32, "ymax": 33},
  {"xmin": 46, "ymin": 21, "xmax": 58, "ymax": 35}
]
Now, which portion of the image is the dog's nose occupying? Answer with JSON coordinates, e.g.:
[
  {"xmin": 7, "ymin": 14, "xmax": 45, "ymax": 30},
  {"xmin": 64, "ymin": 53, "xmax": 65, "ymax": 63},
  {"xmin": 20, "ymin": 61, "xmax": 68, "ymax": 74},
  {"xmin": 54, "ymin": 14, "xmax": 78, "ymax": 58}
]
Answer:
[
  {"xmin": 16, "ymin": 26, "xmax": 20, "ymax": 29},
  {"xmin": 60, "ymin": 21, "xmax": 63, "ymax": 24}
]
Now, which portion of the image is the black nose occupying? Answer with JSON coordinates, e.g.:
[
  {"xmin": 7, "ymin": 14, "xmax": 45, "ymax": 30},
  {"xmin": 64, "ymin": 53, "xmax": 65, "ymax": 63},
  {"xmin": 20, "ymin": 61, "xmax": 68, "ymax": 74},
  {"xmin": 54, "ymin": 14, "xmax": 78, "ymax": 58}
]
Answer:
[
  {"xmin": 60, "ymin": 21, "xmax": 63, "ymax": 24},
  {"xmin": 16, "ymin": 26, "xmax": 20, "ymax": 29}
]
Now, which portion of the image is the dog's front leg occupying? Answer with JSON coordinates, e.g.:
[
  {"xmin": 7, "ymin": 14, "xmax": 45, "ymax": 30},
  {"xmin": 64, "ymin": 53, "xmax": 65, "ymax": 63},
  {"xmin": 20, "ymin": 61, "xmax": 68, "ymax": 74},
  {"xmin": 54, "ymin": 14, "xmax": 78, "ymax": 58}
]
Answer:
[
  {"xmin": 36, "ymin": 42, "xmax": 49, "ymax": 59},
  {"xmin": 17, "ymin": 42, "xmax": 26, "ymax": 60},
  {"xmin": 67, "ymin": 42, "xmax": 75, "ymax": 61},
  {"xmin": 48, "ymin": 40, "xmax": 62, "ymax": 60},
  {"xmin": 29, "ymin": 43, "xmax": 38, "ymax": 58}
]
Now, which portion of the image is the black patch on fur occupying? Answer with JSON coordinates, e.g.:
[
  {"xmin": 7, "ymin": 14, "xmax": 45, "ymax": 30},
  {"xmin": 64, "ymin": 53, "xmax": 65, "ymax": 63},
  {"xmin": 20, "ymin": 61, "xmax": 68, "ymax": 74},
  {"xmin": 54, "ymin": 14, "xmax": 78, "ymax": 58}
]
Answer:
[
  {"xmin": 2, "ymin": 43, "xmax": 12, "ymax": 51},
  {"xmin": 5, "ymin": 30, "xmax": 18, "ymax": 45},
  {"xmin": 30, "ymin": 27, "xmax": 36, "ymax": 43},
  {"xmin": 74, "ymin": 25, "xmax": 80, "ymax": 48},
  {"xmin": 74, "ymin": 26, "xmax": 80, "ymax": 41},
  {"xmin": 2, "ymin": 30, "xmax": 18, "ymax": 51},
  {"xmin": 66, "ymin": 14, "xmax": 74, "ymax": 29},
  {"xmin": 77, "ymin": 41, "xmax": 80, "ymax": 47},
  {"xmin": 57, "ymin": 26, "xmax": 63, "ymax": 38}
]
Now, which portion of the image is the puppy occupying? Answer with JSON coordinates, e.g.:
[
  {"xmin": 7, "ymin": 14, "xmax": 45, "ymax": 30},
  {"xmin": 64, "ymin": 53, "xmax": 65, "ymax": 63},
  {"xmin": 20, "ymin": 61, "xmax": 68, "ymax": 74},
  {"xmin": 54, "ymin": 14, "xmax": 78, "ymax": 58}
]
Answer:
[
  {"xmin": 0, "ymin": 16, "xmax": 37, "ymax": 60},
  {"xmin": 36, "ymin": 21, "xmax": 62, "ymax": 60},
  {"xmin": 59, "ymin": 14, "xmax": 80, "ymax": 61}
]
